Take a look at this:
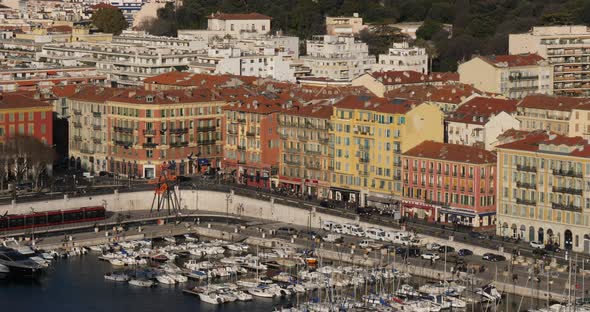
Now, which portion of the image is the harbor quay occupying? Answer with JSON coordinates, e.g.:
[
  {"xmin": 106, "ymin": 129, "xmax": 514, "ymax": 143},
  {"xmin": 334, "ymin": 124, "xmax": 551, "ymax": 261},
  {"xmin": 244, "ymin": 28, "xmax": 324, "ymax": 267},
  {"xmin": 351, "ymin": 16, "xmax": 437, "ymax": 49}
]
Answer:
[{"xmin": 1, "ymin": 188, "xmax": 586, "ymax": 305}]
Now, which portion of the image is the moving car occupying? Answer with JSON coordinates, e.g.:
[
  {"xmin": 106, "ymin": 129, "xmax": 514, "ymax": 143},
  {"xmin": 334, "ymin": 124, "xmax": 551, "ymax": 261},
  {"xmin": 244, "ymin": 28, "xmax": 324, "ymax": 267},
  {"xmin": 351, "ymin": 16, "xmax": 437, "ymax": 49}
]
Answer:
[
  {"xmin": 438, "ymin": 245, "xmax": 455, "ymax": 253},
  {"xmin": 458, "ymin": 249, "xmax": 473, "ymax": 256},
  {"xmin": 482, "ymin": 253, "xmax": 506, "ymax": 262},
  {"xmin": 530, "ymin": 241, "xmax": 544, "ymax": 249},
  {"xmin": 276, "ymin": 227, "xmax": 297, "ymax": 235}
]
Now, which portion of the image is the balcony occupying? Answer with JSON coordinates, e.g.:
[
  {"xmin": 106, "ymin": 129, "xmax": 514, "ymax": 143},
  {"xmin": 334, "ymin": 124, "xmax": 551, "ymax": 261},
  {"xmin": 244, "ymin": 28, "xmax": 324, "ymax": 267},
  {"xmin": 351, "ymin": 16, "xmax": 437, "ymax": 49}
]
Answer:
[
  {"xmin": 92, "ymin": 111, "xmax": 101, "ymax": 118},
  {"xmin": 142, "ymin": 142, "xmax": 157, "ymax": 148},
  {"xmin": 359, "ymin": 157, "xmax": 370, "ymax": 163},
  {"xmin": 73, "ymin": 135, "xmax": 82, "ymax": 141},
  {"xmin": 73, "ymin": 122, "xmax": 82, "ymax": 128},
  {"xmin": 169, "ymin": 128, "xmax": 189, "ymax": 135},
  {"xmin": 236, "ymin": 118, "xmax": 246, "ymax": 124},
  {"xmin": 306, "ymin": 162, "xmax": 321, "ymax": 170},
  {"xmin": 170, "ymin": 141, "xmax": 189, "ymax": 148},
  {"xmin": 246, "ymin": 131, "xmax": 256, "ymax": 137},
  {"xmin": 237, "ymin": 160, "xmax": 246, "ymax": 164},
  {"xmin": 197, "ymin": 139, "xmax": 216, "ymax": 145},
  {"xmin": 114, "ymin": 126, "xmax": 133, "ymax": 134},
  {"xmin": 114, "ymin": 140, "xmax": 133, "ymax": 147},
  {"xmin": 80, "ymin": 148, "xmax": 92, "ymax": 154},
  {"xmin": 228, "ymin": 129, "xmax": 238, "ymax": 135},
  {"xmin": 93, "ymin": 125, "xmax": 102, "ymax": 131},
  {"xmin": 305, "ymin": 149, "xmax": 322, "ymax": 155},
  {"xmin": 426, "ymin": 199, "xmax": 450, "ymax": 208},
  {"xmin": 284, "ymin": 159, "xmax": 300, "ymax": 165},
  {"xmin": 279, "ymin": 133, "xmax": 289, "ymax": 139},
  {"xmin": 516, "ymin": 181, "xmax": 537, "ymax": 189},
  {"xmin": 393, "ymin": 175, "xmax": 401, "ymax": 181},
  {"xmin": 552, "ymin": 202, "xmax": 582, "ymax": 211},
  {"xmin": 237, "ymin": 145, "xmax": 246, "ymax": 150},
  {"xmin": 552, "ymin": 186, "xmax": 583, "ymax": 195},
  {"xmin": 197, "ymin": 126, "xmax": 216, "ymax": 132},
  {"xmin": 297, "ymin": 135, "xmax": 308, "ymax": 141},
  {"xmin": 359, "ymin": 145, "xmax": 370, "ymax": 151},
  {"xmin": 393, "ymin": 161, "xmax": 402, "ymax": 167},
  {"xmin": 360, "ymin": 171, "xmax": 370, "ymax": 176},
  {"xmin": 73, "ymin": 109, "xmax": 82, "ymax": 116},
  {"xmin": 553, "ymin": 169, "xmax": 583, "ymax": 178},
  {"xmin": 143, "ymin": 129, "xmax": 156, "ymax": 136},
  {"xmin": 516, "ymin": 198, "xmax": 537, "ymax": 206},
  {"xmin": 319, "ymin": 137, "xmax": 330, "ymax": 144},
  {"xmin": 516, "ymin": 164, "xmax": 537, "ymax": 172},
  {"xmin": 93, "ymin": 138, "xmax": 102, "ymax": 144}
]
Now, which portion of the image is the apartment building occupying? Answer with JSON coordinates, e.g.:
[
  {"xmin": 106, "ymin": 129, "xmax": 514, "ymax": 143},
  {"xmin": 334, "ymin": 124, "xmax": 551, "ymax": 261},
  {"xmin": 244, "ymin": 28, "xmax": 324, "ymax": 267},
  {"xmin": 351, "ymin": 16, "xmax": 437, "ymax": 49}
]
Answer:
[
  {"xmin": 325, "ymin": 13, "xmax": 365, "ymax": 36},
  {"xmin": 277, "ymin": 102, "xmax": 333, "ymax": 198},
  {"xmin": 330, "ymin": 95, "xmax": 444, "ymax": 207},
  {"xmin": 222, "ymin": 95, "xmax": 289, "ymax": 189},
  {"xmin": 496, "ymin": 131, "xmax": 590, "ymax": 252},
  {"xmin": 67, "ymin": 86, "xmax": 115, "ymax": 173},
  {"xmin": 39, "ymin": 42, "xmax": 205, "ymax": 86},
  {"xmin": 352, "ymin": 70, "xmax": 459, "ymax": 97},
  {"xmin": 401, "ymin": 141, "xmax": 497, "ymax": 227},
  {"xmin": 0, "ymin": 66, "xmax": 106, "ymax": 92},
  {"xmin": 373, "ymin": 42, "xmax": 429, "ymax": 74},
  {"xmin": 302, "ymin": 35, "xmax": 375, "ymax": 82},
  {"xmin": 178, "ymin": 13, "xmax": 271, "ymax": 42},
  {"xmin": 510, "ymin": 26, "xmax": 590, "ymax": 97},
  {"xmin": 515, "ymin": 94, "xmax": 590, "ymax": 136},
  {"xmin": 458, "ymin": 54, "xmax": 553, "ymax": 99},
  {"xmin": 446, "ymin": 97, "xmax": 519, "ymax": 150},
  {"xmin": 0, "ymin": 92, "xmax": 53, "ymax": 145}
]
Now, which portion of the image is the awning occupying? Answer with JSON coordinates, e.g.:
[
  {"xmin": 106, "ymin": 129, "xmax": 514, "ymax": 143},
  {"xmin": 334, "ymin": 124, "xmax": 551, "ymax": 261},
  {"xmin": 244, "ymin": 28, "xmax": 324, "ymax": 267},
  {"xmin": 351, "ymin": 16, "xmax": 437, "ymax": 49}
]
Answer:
[
  {"xmin": 330, "ymin": 187, "xmax": 359, "ymax": 194},
  {"xmin": 367, "ymin": 195, "xmax": 398, "ymax": 204},
  {"xmin": 438, "ymin": 207, "xmax": 476, "ymax": 218}
]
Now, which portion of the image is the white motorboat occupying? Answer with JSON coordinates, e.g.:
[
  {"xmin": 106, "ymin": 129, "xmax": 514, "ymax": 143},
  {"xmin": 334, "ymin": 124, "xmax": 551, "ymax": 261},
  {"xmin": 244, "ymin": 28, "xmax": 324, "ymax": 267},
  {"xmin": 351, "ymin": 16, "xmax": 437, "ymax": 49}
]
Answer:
[
  {"xmin": 109, "ymin": 259, "xmax": 126, "ymax": 266},
  {"xmin": 235, "ymin": 291, "xmax": 253, "ymax": 301},
  {"xmin": 183, "ymin": 234, "xmax": 198, "ymax": 242},
  {"xmin": 187, "ymin": 270, "xmax": 208, "ymax": 280},
  {"xmin": 129, "ymin": 279, "xmax": 155, "ymax": 287},
  {"xmin": 217, "ymin": 289, "xmax": 238, "ymax": 302},
  {"xmin": 248, "ymin": 286, "xmax": 276, "ymax": 298},
  {"xmin": 104, "ymin": 273, "xmax": 130, "ymax": 282},
  {"xmin": 172, "ymin": 274, "xmax": 188, "ymax": 283},
  {"xmin": 156, "ymin": 274, "xmax": 176, "ymax": 285},
  {"xmin": 163, "ymin": 237, "xmax": 177, "ymax": 244},
  {"xmin": 198, "ymin": 292, "xmax": 224, "ymax": 304}
]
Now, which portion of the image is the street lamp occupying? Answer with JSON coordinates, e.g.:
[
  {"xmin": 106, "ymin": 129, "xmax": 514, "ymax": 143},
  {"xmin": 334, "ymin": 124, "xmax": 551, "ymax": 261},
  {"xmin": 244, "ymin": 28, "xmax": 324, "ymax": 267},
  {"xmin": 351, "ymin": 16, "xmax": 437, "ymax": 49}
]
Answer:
[
  {"xmin": 30, "ymin": 207, "xmax": 35, "ymax": 246},
  {"xmin": 225, "ymin": 192, "xmax": 232, "ymax": 224}
]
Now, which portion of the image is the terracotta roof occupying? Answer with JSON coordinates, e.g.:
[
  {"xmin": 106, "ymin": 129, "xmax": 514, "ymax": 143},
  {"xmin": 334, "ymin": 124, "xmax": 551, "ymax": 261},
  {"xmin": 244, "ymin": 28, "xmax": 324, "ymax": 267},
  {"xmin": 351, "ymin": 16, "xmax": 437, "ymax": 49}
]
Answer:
[
  {"xmin": 209, "ymin": 12, "xmax": 271, "ymax": 20},
  {"xmin": 144, "ymin": 72, "xmax": 258, "ymax": 89},
  {"xmin": 283, "ymin": 102, "xmax": 333, "ymax": 119},
  {"xmin": 403, "ymin": 141, "xmax": 497, "ymax": 164},
  {"xmin": 91, "ymin": 3, "xmax": 118, "ymax": 10},
  {"xmin": 223, "ymin": 94, "xmax": 298, "ymax": 114},
  {"xmin": 385, "ymin": 84, "xmax": 489, "ymax": 104},
  {"xmin": 69, "ymin": 85, "xmax": 119, "ymax": 103},
  {"xmin": 517, "ymin": 94, "xmax": 590, "ymax": 112},
  {"xmin": 447, "ymin": 97, "xmax": 518, "ymax": 125},
  {"xmin": 0, "ymin": 93, "xmax": 52, "ymax": 110},
  {"xmin": 496, "ymin": 131, "xmax": 590, "ymax": 157},
  {"xmin": 480, "ymin": 53, "xmax": 545, "ymax": 67},
  {"xmin": 47, "ymin": 25, "xmax": 72, "ymax": 33},
  {"xmin": 334, "ymin": 95, "xmax": 418, "ymax": 114},
  {"xmin": 496, "ymin": 129, "xmax": 536, "ymax": 143},
  {"xmin": 51, "ymin": 85, "xmax": 77, "ymax": 98},
  {"xmin": 109, "ymin": 88, "xmax": 217, "ymax": 105},
  {"xmin": 369, "ymin": 70, "xmax": 459, "ymax": 86}
]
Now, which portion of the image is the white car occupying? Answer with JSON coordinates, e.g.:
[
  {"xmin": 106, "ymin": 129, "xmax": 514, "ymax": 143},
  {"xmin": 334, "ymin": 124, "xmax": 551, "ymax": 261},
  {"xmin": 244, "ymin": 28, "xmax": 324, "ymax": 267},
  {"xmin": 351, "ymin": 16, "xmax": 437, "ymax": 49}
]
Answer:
[
  {"xmin": 530, "ymin": 241, "xmax": 544, "ymax": 249},
  {"xmin": 426, "ymin": 242, "xmax": 441, "ymax": 250},
  {"xmin": 421, "ymin": 253, "xmax": 440, "ymax": 260},
  {"xmin": 365, "ymin": 228, "xmax": 386, "ymax": 241},
  {"xmin": 359, "ymin": 239, "xmax": 383, "ymax": 249}
]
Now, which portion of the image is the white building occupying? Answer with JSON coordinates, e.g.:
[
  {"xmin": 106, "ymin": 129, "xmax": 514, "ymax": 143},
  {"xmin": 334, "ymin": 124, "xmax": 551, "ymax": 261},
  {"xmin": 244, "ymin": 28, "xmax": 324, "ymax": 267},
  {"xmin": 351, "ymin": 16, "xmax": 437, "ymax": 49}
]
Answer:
[
  {"xmin": 302, "ymin": 35, "xmax": 375, "ymax": 82},
  {"xmin": 325, "ymin": 13, "xmax": 365, "ymax": 36},
  {"xmin": 189, "ymin": 45, "xmax": 297, "ymax": 82},
  {"xmin": 446, "ymin": 97, "xmax": 520, "ymax": 150},
  {"xmin": 178, "ymin": 12, "xmax": 271, "ymax": 42},
  {"xmin": 373, "ymin": 42, "xmax": 428, "ymax": 74}
]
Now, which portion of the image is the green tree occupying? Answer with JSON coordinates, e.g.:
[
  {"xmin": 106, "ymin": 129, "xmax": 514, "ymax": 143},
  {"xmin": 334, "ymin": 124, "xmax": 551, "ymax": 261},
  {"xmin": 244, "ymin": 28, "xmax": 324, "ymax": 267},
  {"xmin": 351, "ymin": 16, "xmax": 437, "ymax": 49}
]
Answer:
[
  {"xmin": 91, "ymin": 7, "xmax": 128, "ymax": 35},
  {"xmin": 416, "ymin": 19, "xmax": 443, "ymax": 40}
]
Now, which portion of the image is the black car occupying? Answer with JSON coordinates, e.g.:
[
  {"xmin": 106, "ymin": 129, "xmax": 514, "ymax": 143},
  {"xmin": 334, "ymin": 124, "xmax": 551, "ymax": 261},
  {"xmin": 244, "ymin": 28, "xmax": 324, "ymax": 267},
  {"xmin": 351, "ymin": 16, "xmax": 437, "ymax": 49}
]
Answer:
[
  {"xmin": 438, "ymin": 245, "xmax": 455, "ymax": 253},
  {"xmin": 468, "ymin": 231, "xmax": 486, "ymax": 239},
  {"xmin": 533, "ymin": 248, "xmax": 548, "ymax": 257},
  {"xmin": 545, "ymin": 243, "xmax": 561, "ymax": 253},
  {"xmin": 356, "ymin": 206, "xmax": 377, "ymax": 215},
  {"xmin": 482, "ymin": 253, "xmax": 505, "ymax": 262},
  {"xmin": 299, "ymin": 229, "xmax": 322, "ymax": 240},
  {"xmin": 395, "ymin": 246, "xmax": 421, "ymax": 258},
  {"xmin": 458, "ymin": 249, "xmax": 473, "ymax": 256}
]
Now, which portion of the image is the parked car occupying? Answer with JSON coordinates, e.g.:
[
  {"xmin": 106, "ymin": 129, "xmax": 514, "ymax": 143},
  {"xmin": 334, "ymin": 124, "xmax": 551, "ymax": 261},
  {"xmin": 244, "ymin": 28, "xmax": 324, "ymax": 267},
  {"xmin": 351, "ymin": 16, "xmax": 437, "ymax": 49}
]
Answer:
[
  {"xmin": 530, "ymin": 241, "xmax": 544, "ymax": 249},
  {"xmin": 359, "ymin": 239, "xmax": 383, "ymax": 249},
  {"xmin": 276, "ymin": 227, "xmax": 297, "ymax": 235},
  {"xmin": 438, "ymin": 245, "xmax": 455, "ymax": 253},
  {"xmin": 365, "ymin": 228, "xmax": 386, "ymax": 241},
  {"xmin": 458, "ymin": 249, "xmax": 473, "ymax": 257},
  {"xmin": 545, "ymin": 243, "xmax": 561, "ymax": 253},
  {"xmin": 421, "ymin": 253, "xmax": 440, "ymax": 260},
  {"xmin": 321, "ymin": 221, "xmax": 337, "ymax": 232},
  {"xmin": 469, "ymin": 231, "xmax": 486, "ymax": 239},
  {"xmin": 299, "ymin": 229, "xmax": 322, "ymax": 240},
  {"xmin": 426, "ymin": 242, "xmax": 441, "ymax": 251},
  {"xmin": 533, "ymin": 248, "xmax": 548, "ymax": 257},
  {"xmin": 395, "ymin": 247, "xmax": 421, "ymax": 258},
  {"xmin": 483, "ymin": 253, "xmax": 506, "ymax": 262},
  {"xmin": 323, "ymin": 234, "xmax": 343, "ymax": 243}
]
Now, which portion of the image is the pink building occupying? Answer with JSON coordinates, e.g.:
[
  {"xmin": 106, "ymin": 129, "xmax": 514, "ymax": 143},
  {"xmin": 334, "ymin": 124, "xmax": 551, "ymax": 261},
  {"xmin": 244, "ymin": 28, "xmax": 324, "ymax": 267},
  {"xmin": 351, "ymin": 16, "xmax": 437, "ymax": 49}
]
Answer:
[{"xmin": 401, "ymin": 141, "xmax": 497, "ymax": 228}]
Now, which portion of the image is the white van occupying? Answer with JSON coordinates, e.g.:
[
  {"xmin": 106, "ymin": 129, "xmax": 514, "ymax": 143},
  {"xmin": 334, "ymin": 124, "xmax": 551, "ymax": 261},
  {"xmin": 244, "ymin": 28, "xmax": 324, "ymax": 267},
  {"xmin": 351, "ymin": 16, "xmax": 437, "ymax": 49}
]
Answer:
[
  {"xmin": 332, "ymin": 223, "xmax": 344, "ymax": 234},
  {"xmin": 350, "ymin": 225, "xmax": 365, "ymax": 237},
  {"xmin": 341, "ymin": 223, "xmax": 355, "ymax": 235},
  {"xmin": 322, "ymin": 220, "xmax": 337, "ymax": 232},
  {"xmin": 365, "ymin": 228, "xmax": 386, "ymax": 241},
  {"xmin": 384, "ymin": 231, "xmax": 411, "ymax": 244}
]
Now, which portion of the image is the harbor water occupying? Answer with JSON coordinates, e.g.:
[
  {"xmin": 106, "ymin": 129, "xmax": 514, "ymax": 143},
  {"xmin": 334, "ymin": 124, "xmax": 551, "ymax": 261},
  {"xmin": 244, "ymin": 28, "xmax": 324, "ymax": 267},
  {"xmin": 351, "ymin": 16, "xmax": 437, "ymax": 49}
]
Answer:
[{"xmin": 0, "ymin": 254, "xmax": 544, "ymax": 311}]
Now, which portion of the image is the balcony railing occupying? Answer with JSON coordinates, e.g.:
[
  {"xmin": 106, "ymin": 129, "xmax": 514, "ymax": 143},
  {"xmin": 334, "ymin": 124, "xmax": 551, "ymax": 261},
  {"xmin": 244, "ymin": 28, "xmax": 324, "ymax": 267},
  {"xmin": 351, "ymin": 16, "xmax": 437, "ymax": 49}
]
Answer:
[
  {"xmin": 93, "ymin": 125, "xmax": 102, "ymax": 131},
  {"xmin": 80, "ymin": 148, "xmax": 92, "ymax": 154},
  {"xmin": 93, "ymin": 138, "xmax": 102, "ymax": 144},
  {"xmin": 92, "ymin": 111, "xmax": 101, "ymax": 118},
  {"xmin": 393, "ymin": 175, "xmax": 401, "ymax": 181},
  {"xmin": 246, "ymin": 131, "xmax": 256, "ymax": 137},
  {"xmin": 552, "ymin": 186, "xmax": 583, "ymax": 195},
  {"xmin": 236, "ymin": 118, "xmax": 246, "ymax": 124},
  {"xmin": 425, "ymin": 199, "xmax": 450, "ymax": 208},
  {"xmin": 73, "ymin": 109, "xmax": 82, "ymax": 115},
  {"xmin": 552, "ymin": 202, "xmax": 581, "ymax": 211},
  {"xmin": 197, "ymin": 126, "xmax": 216, "ymax": 132},
  {"xmin": 284, "ymin": 159, "xmax": 300, "ymax": 165},
  {"xmin": 306, "ymin": 162, "xmax": 322, "ymax": 170},
  {"xmin": 359, "ymin": 157, "xmax": 370, "ymax": 163},
  {"xmin": 198, "ymin": 139, "xmax": 216, "ymax": 145},
  {"xmin": 73, "ymin": 135, "xmax": 82, "ymax": 141},
  {"xmin": 73, "ymin": 122, "xmax": 82, "ymax": 128},
  {"xmin": 553, "ymin": 169, "xmax": 583, "ymax": 178},
  {"xmin": 114, "ymin": 140, "xmax": 133, "ymax": 147},
  {"xmin": 516, "ymin": 198, "xmax": 537, "ymax": 206},
  {"xmin": 142, "ymin": 142, "xmax": 157, "ymax": 148},
  {"xmin": 237, "ymin": 145, "xmax": 246, "ymax": 150},
  {"xmin": 114, "ymin": 126, "xmax": 133, "ymax": 134},
  {"xmin": 169, "ymin": 128, "xmax": 188, "ymax": 135},
  {"xmin": 516, "ymin": 182, "xmax": 537, "ymax": 189},
  {"xmin": 305, "ymin": 149, "xmax": 322, "ymax": 155},
  {"xmin": 516, "ymin": 164, "xmax": 537, "ymax": 172},
  {"xmin": 360, "ymin": 171, "xmax": 370, "ymax": 176},
  {"xmin": 143, "ymin": 129, "xmax": 156, "ymax": 136},
  {"xmin": 170, "ymin": 141, "xmax": 188, "ymax": 148}
]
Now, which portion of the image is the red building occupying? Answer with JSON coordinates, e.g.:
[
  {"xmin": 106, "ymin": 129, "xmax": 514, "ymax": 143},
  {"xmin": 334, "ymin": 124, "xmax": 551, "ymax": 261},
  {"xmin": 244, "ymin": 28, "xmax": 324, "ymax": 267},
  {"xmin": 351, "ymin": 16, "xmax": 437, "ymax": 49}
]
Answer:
[
  {"xmin": 0, "ymin": 92, "xmax": 53, "ymax": 145},
  {"xmin": 401, "ymin": 141, "xmax": 497, "ymax": 228}
]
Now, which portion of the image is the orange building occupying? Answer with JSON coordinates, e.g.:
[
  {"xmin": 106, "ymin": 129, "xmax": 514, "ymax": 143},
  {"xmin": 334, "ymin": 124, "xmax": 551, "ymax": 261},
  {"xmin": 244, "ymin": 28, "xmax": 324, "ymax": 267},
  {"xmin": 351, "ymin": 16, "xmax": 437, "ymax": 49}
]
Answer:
[{"xmin": 0, "ymin": 92, "xmax": 53, "ymax": 145}]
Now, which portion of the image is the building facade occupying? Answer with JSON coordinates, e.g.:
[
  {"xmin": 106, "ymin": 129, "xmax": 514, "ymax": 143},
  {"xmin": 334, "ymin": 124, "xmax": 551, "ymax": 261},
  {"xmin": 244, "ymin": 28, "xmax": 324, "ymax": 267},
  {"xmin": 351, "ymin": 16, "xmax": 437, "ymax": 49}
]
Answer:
[
  {"xmin": 0, "ymin": 93, "xmax": 53, "ymax": 145},
  {"xmin": 458, "ymin": 54, "xmax": 553, "ymax": 99},
  {"xmin": 401, "ymin": 141, "xmax": 497, "ymax": 228},
  {"xmin": 373, "ymin": 42, "xmax": 428, "ymax": 74},
  {"xmin": 515, "ymin": 94, "xmax": 590, "ymax": 136},
  {"xmin": 496, "ymin": 131, "xmax": 590, "ymax": 253},
  {"xmin": 509, "ymin": 26, "xmax": 590, "ymax": 97},
  {"xmin": 277, "ymin": 102, "xmax": 333, "ymax": 198},
  {"xmin": 329, "ymin": 95, "xmax": 444, "ymax": 207},
  {"xmin": 325, "ymin": 13, "xmax": 365, "ymax": 36}
]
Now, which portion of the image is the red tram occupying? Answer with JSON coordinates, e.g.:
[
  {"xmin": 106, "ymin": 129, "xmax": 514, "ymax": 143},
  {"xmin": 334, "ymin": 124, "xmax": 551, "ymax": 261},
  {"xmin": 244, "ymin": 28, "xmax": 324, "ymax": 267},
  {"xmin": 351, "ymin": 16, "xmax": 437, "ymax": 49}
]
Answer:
[{"xmin": 0, "ymin": 206, "xmax": 106, "ymax": 231}]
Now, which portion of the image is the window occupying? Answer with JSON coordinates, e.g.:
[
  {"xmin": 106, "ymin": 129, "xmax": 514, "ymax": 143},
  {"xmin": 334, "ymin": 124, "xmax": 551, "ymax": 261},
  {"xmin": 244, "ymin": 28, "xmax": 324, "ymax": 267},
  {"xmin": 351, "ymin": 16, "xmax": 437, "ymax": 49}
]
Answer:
[{"xmin": 18, "ymin": 112, "xmax": 24, "ymax": 121}]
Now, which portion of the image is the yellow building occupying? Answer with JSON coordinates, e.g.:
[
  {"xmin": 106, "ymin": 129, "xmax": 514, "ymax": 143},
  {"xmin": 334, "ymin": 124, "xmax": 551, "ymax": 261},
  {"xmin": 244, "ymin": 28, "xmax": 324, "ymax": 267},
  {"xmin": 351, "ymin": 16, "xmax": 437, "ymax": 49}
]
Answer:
[
  {"xmin": 496, "ymin": 131, "xmax": 590, "ymax": 253},
  {"xmin": 330, "ymin": 95, "xmax": 444, "ymax": 207},
  {"xmin": 15, "ymin": 26, "xmax": 112, "ymax": 43},
  {"xmin": 458, "ymin": 54, "xmax": 553, "ymax": 99}
]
